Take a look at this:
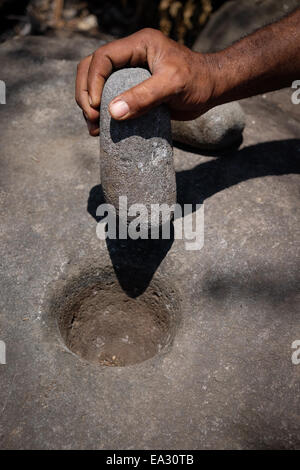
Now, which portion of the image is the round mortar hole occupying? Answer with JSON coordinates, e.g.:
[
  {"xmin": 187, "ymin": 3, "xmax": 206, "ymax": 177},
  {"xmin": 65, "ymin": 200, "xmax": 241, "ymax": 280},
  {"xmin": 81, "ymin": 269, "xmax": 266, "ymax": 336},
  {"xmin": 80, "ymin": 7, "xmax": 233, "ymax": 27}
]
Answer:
[{"xmin": 55, "ymin": 267, "xmax": 179, "ymax": 366}]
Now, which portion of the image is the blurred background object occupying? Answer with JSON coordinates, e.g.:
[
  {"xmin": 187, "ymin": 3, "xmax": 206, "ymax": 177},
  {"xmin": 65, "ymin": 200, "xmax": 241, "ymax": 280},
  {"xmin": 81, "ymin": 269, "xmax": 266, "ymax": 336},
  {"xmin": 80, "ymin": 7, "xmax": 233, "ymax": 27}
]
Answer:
[
  {"xmin": 0, "ymin": 0, "xmax": 224, "ymax": 45},
  {"xmin": 0, "ymin": 0, "xmax": 299, "ymax": 47},
  {"xmin": 193, "ymin": 0, "xmax": 300, "ymax": 53}
]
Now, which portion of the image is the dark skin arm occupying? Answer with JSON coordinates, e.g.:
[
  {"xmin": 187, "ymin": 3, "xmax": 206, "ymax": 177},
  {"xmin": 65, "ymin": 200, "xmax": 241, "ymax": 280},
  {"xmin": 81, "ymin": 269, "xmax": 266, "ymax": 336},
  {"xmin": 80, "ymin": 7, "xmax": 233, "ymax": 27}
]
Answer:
[{"xmin": 75, "ymin": 8, "xmax": 300, "ymax": 136}]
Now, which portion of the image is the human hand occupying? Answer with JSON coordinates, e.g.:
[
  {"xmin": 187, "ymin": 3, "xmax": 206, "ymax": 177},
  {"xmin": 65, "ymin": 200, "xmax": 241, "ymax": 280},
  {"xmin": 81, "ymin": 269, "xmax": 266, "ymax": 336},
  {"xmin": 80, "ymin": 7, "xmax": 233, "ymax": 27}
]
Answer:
[{"xmin": 75, "ymin": 28, "xmax": 217, "ymax": 136}]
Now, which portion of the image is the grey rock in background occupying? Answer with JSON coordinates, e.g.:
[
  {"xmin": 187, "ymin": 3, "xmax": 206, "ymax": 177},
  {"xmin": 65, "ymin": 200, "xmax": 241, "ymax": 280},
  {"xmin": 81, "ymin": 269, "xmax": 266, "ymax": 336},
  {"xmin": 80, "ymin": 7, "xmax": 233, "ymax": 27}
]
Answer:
[
  {"xmin": 193, "ymin": 0, "xmax": 300, "ymax": 53},
  {"xmin": 172, "ymin": 102, "xmax": 245, "ymax": 150},
  {"xmin": 100, "ymin": 68, "xmax": 176, "ymax": 228}
]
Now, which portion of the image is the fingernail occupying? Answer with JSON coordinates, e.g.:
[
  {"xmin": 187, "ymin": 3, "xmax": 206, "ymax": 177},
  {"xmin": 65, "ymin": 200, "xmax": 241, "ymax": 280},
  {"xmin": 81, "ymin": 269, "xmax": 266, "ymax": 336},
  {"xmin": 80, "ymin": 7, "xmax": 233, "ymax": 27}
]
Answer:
[
  {"xmin": 110, "ymin": 100, "xmax": 130, "ymax": 119},
  {"xmin": 88, "ymin": 95, "xmax": 93, "ymax": 106}
]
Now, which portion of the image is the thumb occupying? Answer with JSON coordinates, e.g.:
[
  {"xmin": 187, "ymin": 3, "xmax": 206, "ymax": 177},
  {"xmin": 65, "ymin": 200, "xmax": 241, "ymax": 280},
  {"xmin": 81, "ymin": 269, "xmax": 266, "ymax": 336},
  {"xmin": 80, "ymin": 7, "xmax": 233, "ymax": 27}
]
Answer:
[{"xmin": 108, "ymin": 74, "xmax": 174, "ymax": 120}]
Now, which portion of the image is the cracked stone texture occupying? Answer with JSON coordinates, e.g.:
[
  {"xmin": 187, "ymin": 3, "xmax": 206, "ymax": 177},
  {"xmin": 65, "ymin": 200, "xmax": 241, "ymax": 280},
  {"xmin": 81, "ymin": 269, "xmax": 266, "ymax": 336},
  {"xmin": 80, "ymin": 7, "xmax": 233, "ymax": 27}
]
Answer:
[
  {"xmin": 100, "ymin": 68, "xmax": 176, "ymax": 227},
  {"xmin": 171, "ymin": 102, "xmax": 245, "ymax": 150},
  {"xmin": 0, "ymin": 36, "xmax": 300, "ymax": 450},
  {"xmin": 193, "ymin": 0, "xmax": 300, "ymax": 53}
]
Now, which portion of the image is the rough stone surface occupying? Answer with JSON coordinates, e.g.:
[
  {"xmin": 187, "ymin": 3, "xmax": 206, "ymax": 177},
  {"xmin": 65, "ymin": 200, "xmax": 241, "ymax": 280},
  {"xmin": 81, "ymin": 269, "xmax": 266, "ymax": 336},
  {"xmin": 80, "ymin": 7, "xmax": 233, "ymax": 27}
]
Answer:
[
  {"xmin": 193, "ymin": 0, "xmax": 300, "ymax": 53},
  {"xmin": 0, "ymin": 36, "xmax": 300, "ymax": 450},
  {"xmin": 100, "ymin": 68, "xmax": 176, "ymax": 227},
  {"xmin": 0, "ymin": 34, "xmax": 105, "ymax": 61},
  {"xmin": 172, "ymin": 102, "xmax": 246, "ymax": 150}
]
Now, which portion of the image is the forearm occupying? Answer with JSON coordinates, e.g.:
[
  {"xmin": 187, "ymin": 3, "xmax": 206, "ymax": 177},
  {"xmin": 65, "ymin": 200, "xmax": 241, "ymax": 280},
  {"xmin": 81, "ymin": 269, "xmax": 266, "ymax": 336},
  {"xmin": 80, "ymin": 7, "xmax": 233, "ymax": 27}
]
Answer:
[
  {"xmin": 207, "ymin": 8, "xmax": 300, "ymax": 106},
  {"xmin": 76, "ymin": 10, "xmax": 300, "ymax": 133}
]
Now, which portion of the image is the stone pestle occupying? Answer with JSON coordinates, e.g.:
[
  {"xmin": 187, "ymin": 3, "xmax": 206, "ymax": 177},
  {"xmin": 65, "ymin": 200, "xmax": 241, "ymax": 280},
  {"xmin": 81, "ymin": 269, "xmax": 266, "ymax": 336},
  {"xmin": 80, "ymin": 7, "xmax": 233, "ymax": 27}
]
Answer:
[{"xmin": 100, "ymin": 68, "xmax": 176, "ymax": 231}]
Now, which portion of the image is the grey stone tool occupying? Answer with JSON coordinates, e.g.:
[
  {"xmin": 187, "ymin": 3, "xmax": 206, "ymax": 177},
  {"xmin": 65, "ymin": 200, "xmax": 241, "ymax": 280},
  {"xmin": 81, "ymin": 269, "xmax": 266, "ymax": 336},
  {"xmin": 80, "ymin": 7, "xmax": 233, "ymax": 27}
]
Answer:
[
  {"xmin": 171, "ymin": 102, "xmax": 246, "ymax": 150},
  {"xmin": 100, "ymin": 68, "xmax": 176, "ymax": 229}
]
